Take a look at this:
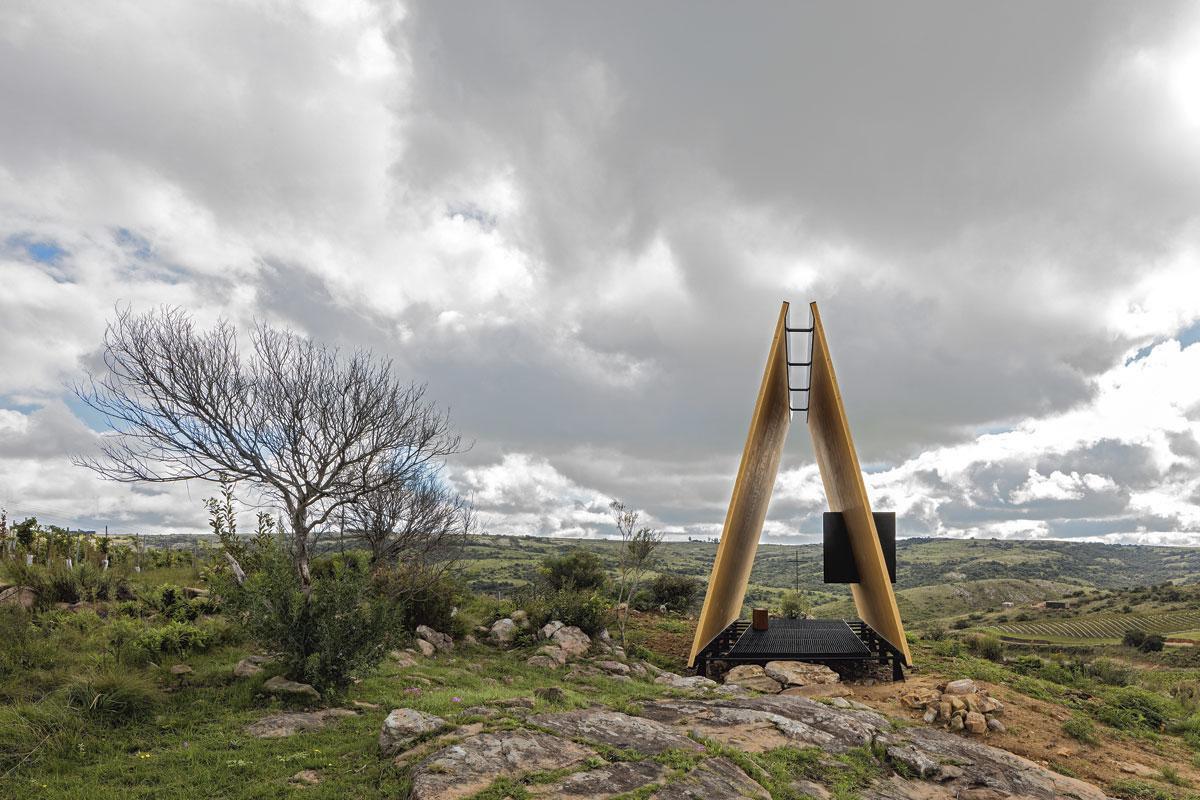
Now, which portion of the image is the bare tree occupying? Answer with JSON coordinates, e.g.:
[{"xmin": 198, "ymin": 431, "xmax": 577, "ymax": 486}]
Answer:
[
  {"xmin": 610, "ymin": 499, "xmax": 663, "ymax": 648},
  {"xmin": 349, "ymin": 468, "xmax": 474, "ymax": 579},
  {"xmin": 74, "ymin": 307, "xmax": 465, "ymax": 589}
]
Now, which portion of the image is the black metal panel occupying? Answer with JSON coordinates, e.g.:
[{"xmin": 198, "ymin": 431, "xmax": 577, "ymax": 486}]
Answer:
[
  {"xmin": 726, "ymin": 618, "xmax": 870, "ymax": 658},
  {"xmin": 823, "ymin": 511, "xmax": 896, "ymax": 584}
]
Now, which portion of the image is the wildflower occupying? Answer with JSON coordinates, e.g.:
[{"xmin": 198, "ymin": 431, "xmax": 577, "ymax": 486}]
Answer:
[
  {"xmin": 451, "ymin": 696, "xmax": 462, "ymax": 703},
  {"xmin": 136, "ymin": 752, "xmax": 152, "ymax": 759}
]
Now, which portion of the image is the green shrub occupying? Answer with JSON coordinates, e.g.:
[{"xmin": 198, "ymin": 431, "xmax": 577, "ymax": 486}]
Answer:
[
  {"xmin": 1138, "ymin": 634, "xmax": 1165, "ymax": 653},
  {"xmin": 1123, "ymin": 629, "xmax": 1146, "ymax": 648},
  {"xmin": 65, "ymin": 669, "xmax": 159, "ymax": 725},
  {"xmin": 966, "ymin": 634, "xmax": 1004, "ymax": 662},
  {"xmin": 922, "ymin": 624, "xmax": 948, "ymax": 641},
  {"xmin": 1010, "ymin": 654, "xmax": 1044, "ymax": 675},
  {"xmin": 374, "ymin": 566, "xmax": 466, "ymax": 636},
  {"xmin": 0, "ymin": 560, "xmax": 130, "ymax": 605},
  {"xmin": 519, "ymin": 588, "xmax": 611, "ymax": 635},
  {"xmin": 648, "ymin": 573, "xmax": 702, "ymax": 613},
  {"xmin": 777, "ymin": 590, "xmax": 810, "ymax": 620},
  {"xmin": 538, "ymin": 548, "xmax": 607, "ymax": 592},
  {"xmin": 1094, "ymin": 686, "xmax": 1175, "ymax": 733},
  {"xmin": 1087, "ymin": 658, "xmax": 1132, "ymax": 687},
  {"xmin": 221, "ymin": 546, "xmax": 400, "ymax": 694},
  {"xmin": 1062, "ymin": 715, "xmax": 1098, "ymax": 744}
]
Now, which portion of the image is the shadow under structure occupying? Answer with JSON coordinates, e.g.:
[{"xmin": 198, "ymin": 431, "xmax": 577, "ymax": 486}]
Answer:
[{"xmin": 688, "ymin": 300, "xmax": 912, "ymax": 681}]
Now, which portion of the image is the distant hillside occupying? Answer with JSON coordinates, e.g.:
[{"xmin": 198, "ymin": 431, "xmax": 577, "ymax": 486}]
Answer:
[
  {"xmin": 809, "ymin": 577, "xmax": 1080, "ymax": 622},
  {"xmin": 459, "ymin": 535, "xmax": 1200, "ymax": 599}
]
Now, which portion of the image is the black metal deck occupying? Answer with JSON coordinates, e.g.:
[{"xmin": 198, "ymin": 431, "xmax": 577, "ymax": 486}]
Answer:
[
  {"xmin": 694, "ymin": 617, "xmax": 906, "ymax": 681},
  {"xmin": 726, "ymin": 619, "xmax": 870, "ymax": 659}
]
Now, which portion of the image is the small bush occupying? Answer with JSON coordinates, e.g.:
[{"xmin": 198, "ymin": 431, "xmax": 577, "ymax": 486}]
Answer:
[
  {"xmin": 539, "ymin": 548, "xmax": 607, "ymax": 592},
  {"xmin": 65, "ymin": 669, "xmax": 159, "ymax": 725},
  {"xmin": 951, "ymin": 619, "xmax": 970, "ymax": 630},
  {"xmin": 1123, "ymin": 629, "xmax": 1147, "ymax": 648},
  {"xmin": 1138, "ymin": 634, "xmax": 1164, "ymax": 653},
  {"xmin": 221, "ymin": 546, "xmax": 400, "ymax": 694},
  {"xmin": 1094, "ymin": 686, "xmax": 1175, "ymax": 732},
  {"xmin": 1062, "ymin": 715, "xmax": 1098, "ymax": 744},
  {"xmin": 777, "ymin": 590, "xmax": 810, "ymax": 620},
  {"xmin": 647, "ymin": 573, "xmax": 702, "ymax": 613},
  {"xmin": 519, "ymin": 588, "xmax": 611, "ymax": 635},
  {"xmin": 966, "ymin": 634, "xmax": 1004, "ymax": 662},
  {"xmin": 922, "ymin": 624, "xmax": 948, "ymax": 641},
  {"xmin": 1010, "ymin": 654, "xmax": 1044, "ymax": 675}
]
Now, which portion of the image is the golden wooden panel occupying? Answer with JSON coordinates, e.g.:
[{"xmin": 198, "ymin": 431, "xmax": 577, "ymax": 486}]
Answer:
[
  {"xmin": 806, "ymin": 302, "xmax": 912, "ymax": 665},
  {"xmin": 688, "ymin": 302, "xmax": 793, "ymax": 666}
]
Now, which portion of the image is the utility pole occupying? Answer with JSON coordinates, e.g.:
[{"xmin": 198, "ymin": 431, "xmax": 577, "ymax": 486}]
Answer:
[{"xmin": 793, "ymin": 547, "xmax": 799, "ymax": 591}]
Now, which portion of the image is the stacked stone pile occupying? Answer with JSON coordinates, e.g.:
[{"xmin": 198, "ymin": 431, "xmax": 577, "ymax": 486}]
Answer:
[{"xmin": 899, "ymin": 678, "xmax": 1006, "ymax": 735}]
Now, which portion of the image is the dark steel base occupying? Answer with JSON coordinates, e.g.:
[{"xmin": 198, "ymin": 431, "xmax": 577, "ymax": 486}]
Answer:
[{"xmin": 694, "ymin": 617, "xmax": 907, "ymax": 682}]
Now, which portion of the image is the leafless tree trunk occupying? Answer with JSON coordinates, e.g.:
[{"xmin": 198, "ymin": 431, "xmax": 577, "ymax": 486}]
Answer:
[
  {"xmin": 74, "ymin": 306, "xmax": 465, "ymax": 589},
  {"xmin": 610, "ymin": 499, "xmax": 662, "ymax": 649}
]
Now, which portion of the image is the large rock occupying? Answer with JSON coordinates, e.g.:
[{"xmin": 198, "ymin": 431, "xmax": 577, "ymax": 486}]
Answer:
[
  {"xmin": 0, "ymin": 585, "xmax": 37, "ymax": 610},
  {"xmin": 415, "ymin": 639, "xmax": 437, "ymax": 658},
  {"xmin": 654, "ymin": 673, "xmax": 718, "ymax": 691},
  {"xmin": 550, "ymin": 625, "xmax": 592, "ymax": 659},
  {"xmin": 963, "ymin": 711, "xmax": 988, "ymax": 735},
  {"xmin": 536, "ymin": 760, "xmax": 669, "ymax": 798},
  {"xmin": 530, "ymin": 709, "xmax": 703, "ymax": 755},
  {"xmin": 410, "ymin": 731, "xmax": 594, "ymax": 800},
  {"xmin": 262, "ymin": 675, "xmax": 320, "ymax": 702},
  {"xmin": 233, "ymin": 655, "xmax": 270, "ymax": 679},
  {"xmin": 763, "ymin": 661, "xmax": 840, "ymax": 687},
  {"xmin": 942, "ymin": 678, "xmax": 977, "ymax": 695},
  {"xmin": 724, "ymin": 664, "xmax": 783, "ymax": 693},
  {"xmin": 416, "ymin": 625, "xmax": 454, "ymax": 653},
  {"xmin": 540, "ymin": 620, "xmax": 565, "ymax": 640},
  {"xmin": 245, "ymin": 708, "xmax": 355, "ymax": 738},
  {"xmin": 489, "ymin": 618, "xmax": 517, "ymax": 647},
  {"xmin": 380, "ymin": 708, "xmax": 448, "ymax": 757},
  {"xmin": 652, "ymin": 757, "xmax": 770, "ymax": 800}
]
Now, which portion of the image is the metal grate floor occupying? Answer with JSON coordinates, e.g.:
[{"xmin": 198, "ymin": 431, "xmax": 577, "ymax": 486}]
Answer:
[{"xmin": 726, "ymin": 618, "xmax": 870, "ymax": 658}]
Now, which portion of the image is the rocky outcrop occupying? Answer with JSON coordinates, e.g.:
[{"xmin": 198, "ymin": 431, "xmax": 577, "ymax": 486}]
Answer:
[
  {"xmin": 416, "ymin": 625, "xmax": 454, "ymax": 653},
  {"xmin": 724, "ymin": 664, "xmax": 784, "ymax": 693},
  {"xmin": 489, "ymin": 618, "xmax": 517, "ymax": 647},
  {"xmin": 379, "ymin": 708, "xmax": 447, "ymax": 757},
  {"xmin": 245, "ymin": 708, "xmax": 355, "ymax": 738},
  {"xmin": 763, "ymin": 660, "xmax": 841, "ymax": 687},
  {"xmin": 262, "ymin": 675, "xmax": 320, "ymax": 702},
  {"xmin": 409, "ymin": 730, "xmax": 594, "ymax": 800},
  {"xmin": 233, "ymin": 655, "xmax": 269, "ymax": 678},
  {"xmin": 395, "ymin": 693, "xmax": 1108, "ymax": 800},
  {"xmin": 526, "ymin": 622, "xmax": 592, "ymax": 668},
  {"xmin": 0, "ymin": 585, "xmax": 37, "ymax": 610}
]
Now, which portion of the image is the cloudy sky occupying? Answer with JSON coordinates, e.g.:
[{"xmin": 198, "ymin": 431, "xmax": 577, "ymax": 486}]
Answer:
[{"xmin": 2, "ymin": 1, "xmax": 1200, "ymax": 546}]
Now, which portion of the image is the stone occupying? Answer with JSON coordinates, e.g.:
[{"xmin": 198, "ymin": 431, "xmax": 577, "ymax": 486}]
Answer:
[
  {"xmin": 182, "ymin": 586, "xmax": 208, "ymax": 599},
  {"xmin": 0, "ymin": 585, "xmax": 37, "ymax": 610},
  {"xmin": 900, "ymin": 688, "xmax": 941, "ymax": 709},
  {"xmin": 725, "ymin": 664, "xmax": 783, "ymax": 694},
  {"xmin": 964, "ymin": 711, "xmax": 987, "ymax": 734},
  {"xmin": 534, "ymin": 644, "xmax": 568, "ymax": 665},
  {"xmin": 779, "ymin": 684, "xmax": 851, "ymax": 699},
  {"xmin": 415, "ymin": 639, "xmax": 436, "ymax": 658},
  {"xmin": 245, "ymin": 708, "xmax": 355, "ymax": 738},
  {"xmin": 948, "ymin": 696, "xmax": 965, "ymax": 712},
  {"xmin": 540, "ymin": 620, "xmax": 565, "ymax": 639},
  {"xmin": 353, "ymin": 700, "xmax": 381, "ymax": 710},
  {"xmin": 390, "ymin": 650, "xmax": 418, "ymax": 668},
  {"xmin": 550, "ymin": 625, "xmax": 592, "ymax": 659},
  {"xmin": 380, "ymin": 708, "xmax": 448, "ymax": 757},
  {"xmin": 963, "ymin": 693, "xmax": 982, "ymax": 713},
  {"xmin": 416, "ymin": 625, "xmax": 454, "ymax": 652},
  {"xmin": 829, "ymin": 697, "xmax": 851, "ymax": 709},
  {"xmin": 922, "ymin": 707, "xmax": 938, "ymax": 724},
  {"xmin": 511, "ymin": 609, "xmax": 530, "ymax": 628},
  {"xmin": 530, "ymin": 709, "xmax": 703, "ymax": 756},
  {"xmin": 533, "ymin": 686, "xmax": 565, "ymax": 703},
  {"xmin": 651, "ymin": 756, "xmax": 770, "ymax": 800},
  {"xmin": 937, "ymin": 701, "xmax": 952, "ymax": 721},
  {"xmin": 942, "ymin": 678, "xmax": 977, "ymax": 695},
  {"xmin": 526, "ymin": 654, "xmax": 562, "ymax": 669},
  {"xmin": 535, "ymin": 760, "xmax": 669, "ymax": 798},
  {"xmin": 949, "ymin": 714, "xmax": 965, "ymax": 732},
  {"xmin": 410, "ymin": 731, "xmax": 594, "ymax": 800},
  {"xmin": 763, "ymin": 661, "xmax": 840, "ymax": 687},
  {"xmin": 596, "ymin": 659, "xmax": 631, "ymax": 676},
  {"xmin": 262, "ymin": 675, "xmax": 321, "ymax": 702},
  {"xmin": 288, "ymin": 769, "xmax": 322, "ymax": 786},
  {"xmin": 233, "ymin": 656, "xmax": 267, "ymax": 678},
  {"xmin": 986, "ymin": 717, "xmax": 1006, "ymax": 733},
  {"xmin": 978, "ymin": 696, "xmax": 1004, "ymax": 715},
  {"xmin": 489, "ymin": 618, "xmax": 517, "ymax": 647},
  {"xmin": 654, "ymin": 673, "xmax": 718, "ymax": 690},
  {"xmin": 170, "ymin": 664, "xmax": 193, "ymax": 676}
]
